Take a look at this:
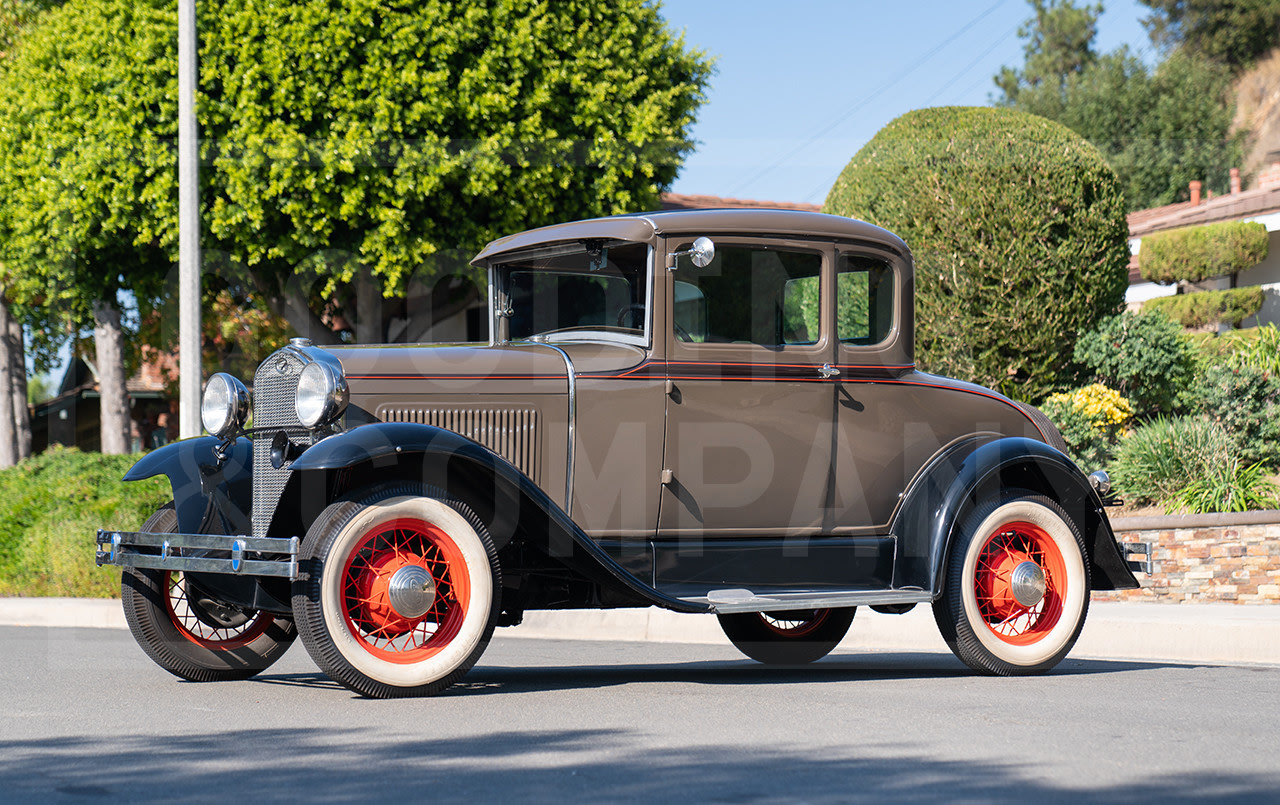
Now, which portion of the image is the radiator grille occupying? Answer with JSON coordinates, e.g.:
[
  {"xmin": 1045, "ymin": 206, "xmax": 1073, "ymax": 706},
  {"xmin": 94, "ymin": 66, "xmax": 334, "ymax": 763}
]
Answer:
[
  {"xmin": 377, "ymin": 406, "xmax": 541, "ymax": 484},
  {"xmin": 251, "ymin": 350, "xmax": 313, "ymax": 540}
]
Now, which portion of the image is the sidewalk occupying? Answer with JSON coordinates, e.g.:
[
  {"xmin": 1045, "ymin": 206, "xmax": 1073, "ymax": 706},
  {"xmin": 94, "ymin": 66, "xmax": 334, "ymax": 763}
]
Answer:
[{"xmin": 2, "ymin": 597, "xmax": 1277, "ymax": 666}]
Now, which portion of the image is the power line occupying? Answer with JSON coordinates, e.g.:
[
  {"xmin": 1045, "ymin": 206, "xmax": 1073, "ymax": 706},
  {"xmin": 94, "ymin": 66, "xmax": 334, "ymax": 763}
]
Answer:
[
  {"xmin": 728, "ymin": 0, "xmax": 1008, "ymax": 198},
  {"xmin": 801, "ymin": 21, "xmax": 1020, "ymax": 205},
  {"xmin": 922, "ymin": 24, "xmax": 1018, "ymax": 106}
]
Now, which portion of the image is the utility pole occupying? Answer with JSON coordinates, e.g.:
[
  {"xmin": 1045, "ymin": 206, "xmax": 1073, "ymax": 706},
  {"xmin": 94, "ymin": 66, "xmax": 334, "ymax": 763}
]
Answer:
[{"xmin": 178, "ymin": 0, "xmax": 201, "ymax": 438}]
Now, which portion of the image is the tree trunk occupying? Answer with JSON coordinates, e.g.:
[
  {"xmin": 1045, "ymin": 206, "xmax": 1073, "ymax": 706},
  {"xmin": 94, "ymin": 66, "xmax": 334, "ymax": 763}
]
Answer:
[
  {"xmin": 9, "ymin": 314, "xmax": 31, "ymax": 460},
  {"xmin": 354, "ymin": 266, "xmax": 384, "ymax": 343},
  {"xmin": 93, "ymin": 298, "xmax": 131, "ymax": 455},
  {"xmin": 250, "ymin": 274, "xmax": 342, "ymax": 345},
  {"xmin": 0, "ymin": 300, "xmax": 15, "ymax": 467}
]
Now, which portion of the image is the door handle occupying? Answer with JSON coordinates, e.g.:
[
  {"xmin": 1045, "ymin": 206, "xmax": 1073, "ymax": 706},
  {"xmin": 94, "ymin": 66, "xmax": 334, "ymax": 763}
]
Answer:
[{"xmin": 819, "ymin": 363, "xmax": 840, "ymax": 379}]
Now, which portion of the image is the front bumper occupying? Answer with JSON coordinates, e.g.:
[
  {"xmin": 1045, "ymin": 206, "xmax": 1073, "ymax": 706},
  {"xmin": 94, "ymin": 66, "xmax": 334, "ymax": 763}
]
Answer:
[{"xmin": 95, "ymin": 530, "xmax": 299, "ymax": 579}]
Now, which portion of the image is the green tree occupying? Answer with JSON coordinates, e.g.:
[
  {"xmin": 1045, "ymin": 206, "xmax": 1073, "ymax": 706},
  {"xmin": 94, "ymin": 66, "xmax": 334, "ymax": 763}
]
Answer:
[
  {"xmin": 0, "ymin": 0, "xmax": 177, "ymax": 454},
  {"xmin": 0, "ymin": 0, "xmax": 68, "ymax": 464},
  {"xmin": 997, "ymin": 0, "xmax": 1243, "ymax": 210},
  {"xmin": 824, "ymin": 106, "xmax": 1129, "ymax": 401},
  {"xmin": 995, "ymin": 0, "xmax": 1102, "ymax": 107},
  {"xmin": 203, "ymin": 0, "xmax": 711, "ymax": 344},
  {"xmin": 0, "ymin": 0, "xmax": 60, "ymax": 63},
  {"xmin": 0, "ymin": 0, "xmax": 711, "ymax": 453},
  {"xmin": 1139, "ymin": 0, "xmax": 1280, "ymax": 71}
]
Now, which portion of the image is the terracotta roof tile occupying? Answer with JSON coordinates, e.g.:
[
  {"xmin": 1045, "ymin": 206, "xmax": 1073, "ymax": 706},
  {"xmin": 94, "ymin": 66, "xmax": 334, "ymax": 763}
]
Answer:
[
  {"xmin": 660, "ymin": 192, "xmax": 822, "ymax": 213},
  {"xmin": 1128, "ymin": 186, "xmax": 1280, "ymax": 238}
]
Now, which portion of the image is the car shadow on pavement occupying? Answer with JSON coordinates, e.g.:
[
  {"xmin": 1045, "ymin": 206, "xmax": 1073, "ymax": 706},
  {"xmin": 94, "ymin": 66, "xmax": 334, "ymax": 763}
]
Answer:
[{"xmin": 245, "ymin": 650, "xmax": 1200, "ymax": 697}]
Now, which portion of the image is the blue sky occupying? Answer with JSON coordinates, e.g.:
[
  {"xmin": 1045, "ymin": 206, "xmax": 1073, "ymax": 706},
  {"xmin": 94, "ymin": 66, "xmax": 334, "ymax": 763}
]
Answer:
[{"xmin": 658, "ymin": 0, "xmax": 1154, "ymax": 205}]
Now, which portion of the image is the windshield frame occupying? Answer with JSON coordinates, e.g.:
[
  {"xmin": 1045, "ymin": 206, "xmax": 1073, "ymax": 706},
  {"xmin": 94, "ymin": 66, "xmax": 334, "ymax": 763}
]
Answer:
[{"xmin": 489, "ymin": 240, "xmax": 654, "ymax": 348}]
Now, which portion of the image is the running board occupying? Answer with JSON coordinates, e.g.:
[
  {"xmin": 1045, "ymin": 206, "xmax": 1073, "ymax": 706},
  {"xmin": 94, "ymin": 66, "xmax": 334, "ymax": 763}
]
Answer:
[{"xmin": 679, "ymin": 588, "xmax": 933, "ymax": 614}]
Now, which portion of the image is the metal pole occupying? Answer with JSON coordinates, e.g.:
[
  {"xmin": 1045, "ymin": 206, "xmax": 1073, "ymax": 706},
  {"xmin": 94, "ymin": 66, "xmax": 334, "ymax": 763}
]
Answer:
[{"xmin": 178, "ymin": 0, "xmax": 201, "ymax": 438}]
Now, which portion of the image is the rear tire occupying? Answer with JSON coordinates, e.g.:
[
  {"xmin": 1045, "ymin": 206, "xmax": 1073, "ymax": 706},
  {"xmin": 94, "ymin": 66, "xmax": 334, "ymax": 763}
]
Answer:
[
  {"xmin": 121, "ymin": 504, "xmax": 297, "ymax": 682},
  {"xmin": 933, "ymin": 492, "xmax": 1090, "ymax": 675},
  {"xmin": 718, "ymin": 608, "xmax": 855, "ymax": 664}
]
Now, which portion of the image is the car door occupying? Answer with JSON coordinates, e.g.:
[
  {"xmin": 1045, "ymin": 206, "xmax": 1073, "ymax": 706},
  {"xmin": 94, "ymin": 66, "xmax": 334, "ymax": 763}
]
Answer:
[{"xmin": 655, "ymin": 237, "xmax": 839, "ymax": 590}]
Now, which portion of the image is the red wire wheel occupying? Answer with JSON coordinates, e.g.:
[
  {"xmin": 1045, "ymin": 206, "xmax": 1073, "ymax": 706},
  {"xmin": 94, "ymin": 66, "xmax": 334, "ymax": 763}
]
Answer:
[
  {"xmin": 294, "ymin": 485, "xmax": 500, "ymax": 698},
  {"xmin": 339, "ymin": 518, "xmax": 471, "ymax": 663},
  {"xmin": 164, "ymin": 571, "xmax": 275, "ymax": 650},
  {"xmin": 934, "ymin": 492, "xmax": 1090, "ymax": 676},
  {"xmin": 971, "ymin": 521, "xmax": 1067, "ymax": 645},
  {"xmin": 120, "ymin": 503, "xmax": 298, "ymax": 683}
]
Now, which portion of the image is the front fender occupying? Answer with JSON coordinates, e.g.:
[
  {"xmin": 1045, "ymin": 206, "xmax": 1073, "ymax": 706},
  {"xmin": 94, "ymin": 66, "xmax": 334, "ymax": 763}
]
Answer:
[
  {"xmin": 122, "ymin": 436, "xmax": 252, "ymax": 535},
  {"xmin": 892, "ymin": 436, "xmax": 1138, "ymax": 594},
  {"xmin": 285, "ymin": 422, "xmax": 708, "ymax": 614}
]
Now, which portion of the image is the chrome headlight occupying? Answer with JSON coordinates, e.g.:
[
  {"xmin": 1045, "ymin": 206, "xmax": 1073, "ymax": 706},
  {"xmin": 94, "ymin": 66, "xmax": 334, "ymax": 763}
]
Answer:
[
  {"xmin": 295, "ymin": 361, "xmax": 349, "ymax": 428},
  {"xmin": 201, "ymin": 373, "xmax": 250, "ymax": 439}
]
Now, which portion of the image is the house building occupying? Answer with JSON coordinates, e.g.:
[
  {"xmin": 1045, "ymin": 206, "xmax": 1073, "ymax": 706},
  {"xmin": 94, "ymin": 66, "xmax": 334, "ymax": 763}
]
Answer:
[
  {"xmin": 31, "ymin": 354, "xmax": 177, "ymax": 454},
  {"xmin": 1126, "ymin": 163, "xmax": 1280, "ymax": 324}
]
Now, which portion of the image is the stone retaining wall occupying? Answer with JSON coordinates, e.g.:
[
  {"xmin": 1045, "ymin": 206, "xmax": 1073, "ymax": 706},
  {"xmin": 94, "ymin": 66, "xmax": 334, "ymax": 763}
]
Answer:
[{"xmin": 1094, "ymin": 511, "xmax": 1280, "ymax": 603}]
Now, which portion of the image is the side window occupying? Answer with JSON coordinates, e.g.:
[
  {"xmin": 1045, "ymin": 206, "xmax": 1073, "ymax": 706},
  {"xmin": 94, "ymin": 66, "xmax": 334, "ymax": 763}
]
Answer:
[
  {"xmin": 674, "ymin": 244, "xmax": 822, "ymax": 346},
  {"xmin": 838, "ymin": 255, "xmax": 894, "ymax": 345}
]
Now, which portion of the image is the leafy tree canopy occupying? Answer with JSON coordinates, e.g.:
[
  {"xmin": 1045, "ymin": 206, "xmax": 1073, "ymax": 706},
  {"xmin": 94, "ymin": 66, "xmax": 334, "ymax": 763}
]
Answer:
[
  {"xmin": 0, "ymin": 0, "xmax": 60, "ymax": 62},
  {"xmin": 996, "ymin": 1, "xmax": 1242, "ymax": 211},
  {"xmin": 0, "ymin": 0, "xmax": 175, "ymax": 345},
  {"xmin": 0, "ymin": 0, "xmax": 713, "ymax": 344},
  {"xmin": 1139, "ymin": 0, "xmax": 1280, "ymax": 71},
  {"xmin": 994, "ymin": 0, "xmax": 1102, "ymax": 105}
]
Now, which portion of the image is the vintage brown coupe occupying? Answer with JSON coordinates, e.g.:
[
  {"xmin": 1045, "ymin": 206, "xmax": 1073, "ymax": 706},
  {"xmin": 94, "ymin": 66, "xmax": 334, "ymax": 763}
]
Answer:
[{"xmin": 97, "ymin": 209, "xmax": 1141, "ymax": 697}]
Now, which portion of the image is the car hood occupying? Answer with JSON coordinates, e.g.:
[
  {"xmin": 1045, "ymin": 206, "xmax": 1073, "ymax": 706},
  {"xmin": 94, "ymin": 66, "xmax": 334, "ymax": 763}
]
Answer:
[{"xmin": 326, "ymin": 340, "xmax": 647, "ymax": 398}]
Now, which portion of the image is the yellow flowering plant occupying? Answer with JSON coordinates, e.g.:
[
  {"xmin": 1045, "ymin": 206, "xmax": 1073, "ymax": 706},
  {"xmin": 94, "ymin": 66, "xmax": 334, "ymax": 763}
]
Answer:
[{"xmin": 1040, "ymin": 384, "xmax": 1134, "ymax": 469}]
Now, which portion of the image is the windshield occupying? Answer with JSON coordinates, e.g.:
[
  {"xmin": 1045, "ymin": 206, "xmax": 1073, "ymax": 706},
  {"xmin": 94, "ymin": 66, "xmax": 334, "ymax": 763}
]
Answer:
[{"xmin": 497, "ymin": 242, "xmax": 651, "ymax": 344}]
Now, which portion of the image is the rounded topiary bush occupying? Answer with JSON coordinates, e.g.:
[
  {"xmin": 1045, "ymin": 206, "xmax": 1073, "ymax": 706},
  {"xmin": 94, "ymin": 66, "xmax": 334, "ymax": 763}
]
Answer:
[{"xmin": 824, "ymin": 106, "xmax": 1129, "ymax": 401}]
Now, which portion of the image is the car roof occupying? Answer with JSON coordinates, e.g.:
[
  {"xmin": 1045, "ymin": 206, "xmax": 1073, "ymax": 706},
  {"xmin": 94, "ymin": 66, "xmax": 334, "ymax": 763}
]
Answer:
[{"xmin": 470, "ymin": 209, "xmax": 910, "ymax": 266}]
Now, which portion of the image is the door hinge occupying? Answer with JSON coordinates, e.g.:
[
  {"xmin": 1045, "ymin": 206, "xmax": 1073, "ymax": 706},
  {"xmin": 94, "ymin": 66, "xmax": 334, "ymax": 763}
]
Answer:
[{"xmin": 661, "ymin": 468, "xmax": 674, "ymax": 485}]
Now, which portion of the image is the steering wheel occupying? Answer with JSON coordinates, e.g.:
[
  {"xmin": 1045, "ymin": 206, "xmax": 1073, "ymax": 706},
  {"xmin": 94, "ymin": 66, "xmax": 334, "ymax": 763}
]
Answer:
[{"xmin": 616, "ymin": 304, "xmax": 646, "ymax": 329}]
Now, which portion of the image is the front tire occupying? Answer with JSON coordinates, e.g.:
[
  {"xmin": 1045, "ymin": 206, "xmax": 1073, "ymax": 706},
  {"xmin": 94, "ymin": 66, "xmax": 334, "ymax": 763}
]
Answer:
[
  {"xmin": 121, "ymin": 504, "xmax": 297, "ymax": 682},
  {"xmin": 933, "ymin": 492, "xmax": 1090, "ymax": 675},
  {"xmin": 718, "ymin": 608, "xmax": 855, "ymax": 664},
  {"xmin": 293, "ymin": 483, "xmax": 500, "ymax": 698}
]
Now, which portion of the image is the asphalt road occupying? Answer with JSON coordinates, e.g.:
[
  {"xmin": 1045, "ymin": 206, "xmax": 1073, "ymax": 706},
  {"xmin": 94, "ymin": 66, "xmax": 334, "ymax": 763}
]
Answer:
[{"xmin": 3, "ymin": 625, "xmax": 1278, "ymax": 804}]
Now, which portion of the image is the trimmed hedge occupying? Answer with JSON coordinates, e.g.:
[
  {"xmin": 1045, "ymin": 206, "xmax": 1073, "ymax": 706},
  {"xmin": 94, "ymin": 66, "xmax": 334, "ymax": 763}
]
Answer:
[
  {"xmin": 1144, "ymin": 286, "xmax": 1265, "ymax": 329},
  {"xmin": 824, "ymin": 106, "xmax": 1129, "ymax": 401},
  {"xmin": 1139, "ymin": 221, "xmax": 1269, "ymax": 285}
]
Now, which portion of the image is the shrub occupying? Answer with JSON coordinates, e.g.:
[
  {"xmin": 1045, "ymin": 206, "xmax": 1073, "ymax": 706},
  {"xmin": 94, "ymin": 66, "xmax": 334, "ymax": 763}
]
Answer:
[
  {"xmin": 1175, "ymin": 461, "xmax": 1279, "ymax": 514},
  {"xmin": 1110, "ymin": 416, "xmax": 1234, "ymax": 506},
  {"xmin": 1193, "ymin": 363, "xmax": 1280, "ymax": 468},
  {"xmin": 1226, "ymin": 323, "xmax": 1280, "ymax": 375},
  {"xmin": 823, "ymin": 106, "xmax": 1129, "ymax": 402},
  {"xmin": 1144, "ymin": 286, "xmax": 1265, "ymax": 329},
  {"xmin": 1040, "ymin": 384, "xmax": 1133, "ymax": 468},
  {"xmin": 1073, "ymin": 309, "xmax": 1198, "ymax": 417},
  {"xmin": 0, "ymin": 447, "xmax": 169, "ymax": 597},
  {"xmin": 1139, "ymin": 221, "xmax": 1269, "ymax": 285}
]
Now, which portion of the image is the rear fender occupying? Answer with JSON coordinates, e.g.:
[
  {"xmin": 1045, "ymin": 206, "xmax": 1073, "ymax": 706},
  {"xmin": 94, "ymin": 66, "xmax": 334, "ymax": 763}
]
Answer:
[
  {"xmin": 122, "ymin": 436, "xmax": 252, "ymax": 535},
  {"xmin": 892, "ymin": 436, "xmax": 1138, "ymax": 594}
]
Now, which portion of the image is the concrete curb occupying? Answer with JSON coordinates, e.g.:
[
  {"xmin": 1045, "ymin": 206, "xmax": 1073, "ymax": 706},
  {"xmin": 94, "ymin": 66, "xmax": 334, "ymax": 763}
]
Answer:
[{"xmin": 2, "ymin": 597, "xmax": 1277, "ymax": 666}]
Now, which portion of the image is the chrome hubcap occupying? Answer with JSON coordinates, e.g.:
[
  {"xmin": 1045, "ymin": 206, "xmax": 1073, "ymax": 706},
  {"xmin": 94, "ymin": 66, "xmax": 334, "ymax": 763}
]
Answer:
[
  {"xmin": 1009, "ymin": 560, "xmax": 1047, "ymax": 607},
  {"xmin": 387, "ymin": 565, "xmax": 437, "ymax": 619}
]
